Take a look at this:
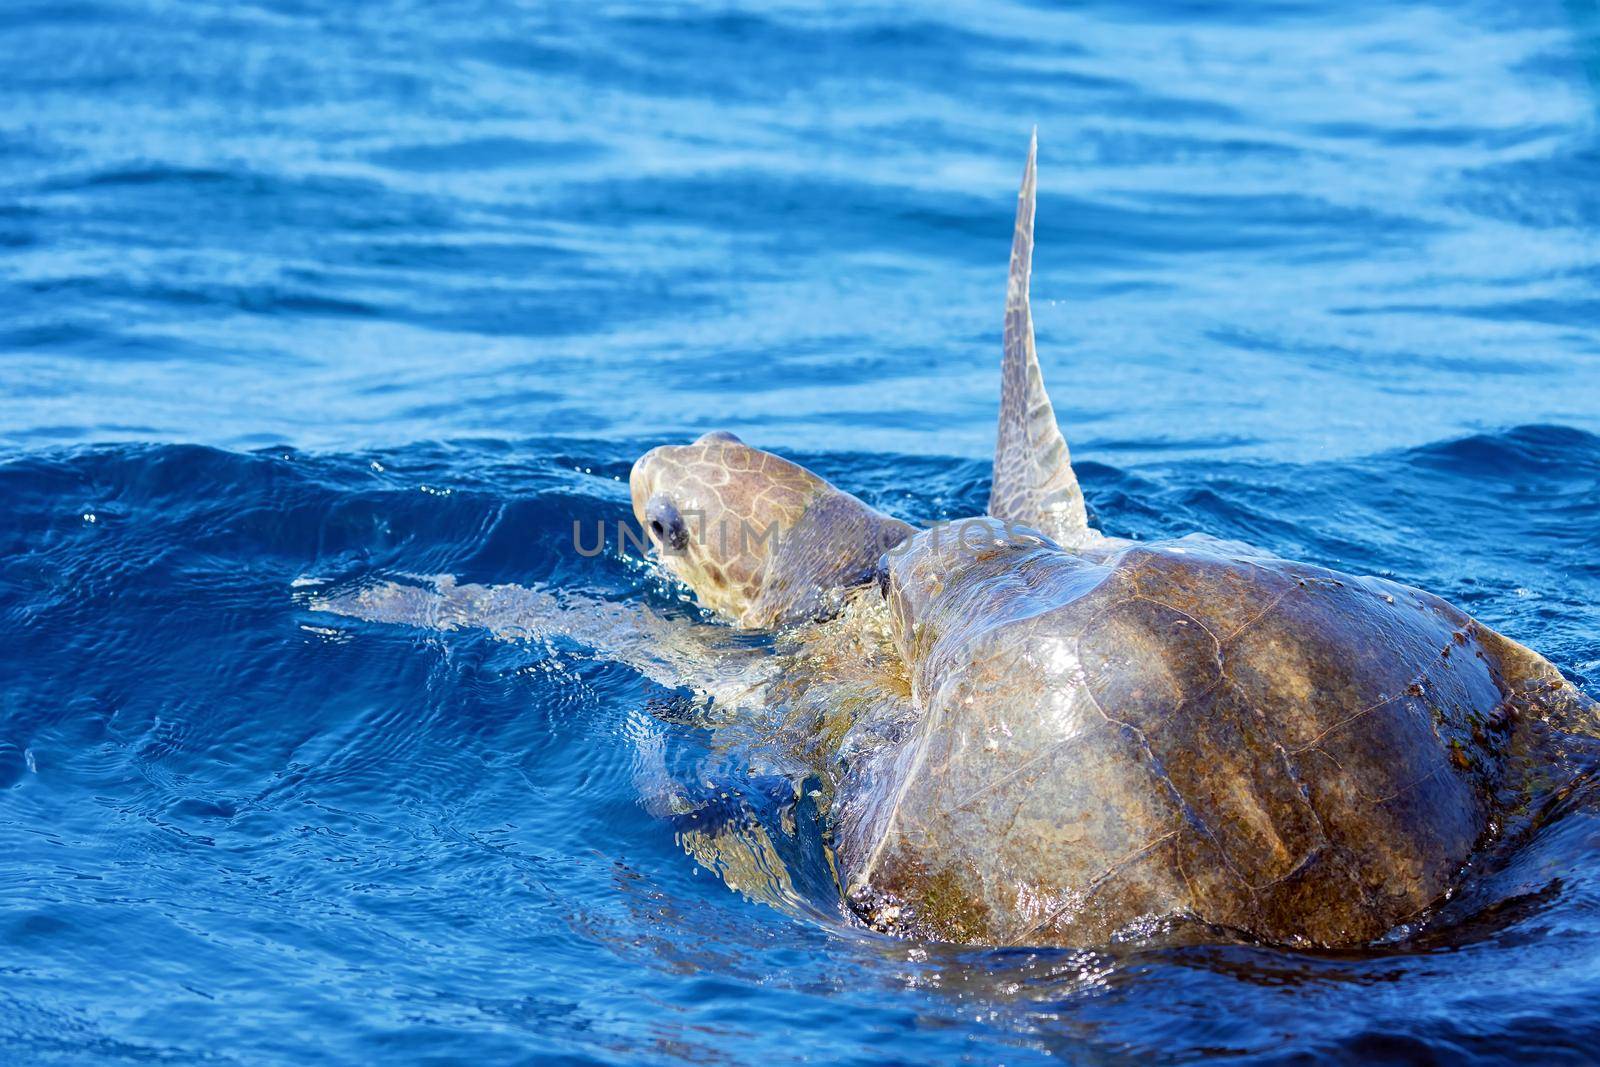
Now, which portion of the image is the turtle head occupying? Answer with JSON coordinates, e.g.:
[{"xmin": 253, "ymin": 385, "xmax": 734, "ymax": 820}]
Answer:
[{"xmin": 629, "ymin": 431, "xmax": 913, "ymax": 628}]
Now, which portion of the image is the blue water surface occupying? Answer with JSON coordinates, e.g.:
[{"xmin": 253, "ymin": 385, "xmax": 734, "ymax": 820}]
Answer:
[{"xmin": 3, "ymin": 0, "xmax": 1600, "ymax": 1063}]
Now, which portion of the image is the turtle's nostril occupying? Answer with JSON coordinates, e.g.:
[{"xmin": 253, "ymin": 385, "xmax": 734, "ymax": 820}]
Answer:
[{"xmin": 645, "ymin": 494, "xmax": 689, "ymax": 552}]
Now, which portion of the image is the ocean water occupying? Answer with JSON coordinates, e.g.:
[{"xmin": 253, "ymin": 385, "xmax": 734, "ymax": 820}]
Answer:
[{"xmin": 3, "ymin": 0, "xmax": 1600, "ymax": 1062}]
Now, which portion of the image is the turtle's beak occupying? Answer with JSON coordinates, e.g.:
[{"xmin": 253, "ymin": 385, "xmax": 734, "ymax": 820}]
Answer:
[{"xmin": 628, "ymin": 447, "xmax": 667, "ymax": 530}]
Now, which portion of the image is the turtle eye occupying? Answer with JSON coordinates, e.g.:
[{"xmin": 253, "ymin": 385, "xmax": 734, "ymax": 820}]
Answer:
[{"xmin": 646, "ymin": 494, "xmax": 689, "ymax": 552}]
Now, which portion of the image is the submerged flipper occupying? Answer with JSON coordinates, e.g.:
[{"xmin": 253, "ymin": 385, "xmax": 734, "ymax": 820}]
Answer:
[
  {"xmin": 304, "ymin": 574, "xmax": 771, "ymax": 705},
  {"xmin": 988, "ymin": 131, "xmax": 1096, "ymax": 549},
  {"xmin": 306, "ymin": 574, "xmax": 856, "ymax": 925}
]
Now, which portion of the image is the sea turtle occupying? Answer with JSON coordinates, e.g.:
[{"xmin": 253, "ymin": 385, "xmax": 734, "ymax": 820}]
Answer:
[{"xmin": 316, "ymin": 135, "xmax": 1599, "ymax": 948}]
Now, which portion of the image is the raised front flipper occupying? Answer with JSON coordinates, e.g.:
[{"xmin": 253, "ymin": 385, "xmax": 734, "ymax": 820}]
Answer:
[{"xmin": 988, "ymin": 132, "xmax": 1096, "ymax": 550}]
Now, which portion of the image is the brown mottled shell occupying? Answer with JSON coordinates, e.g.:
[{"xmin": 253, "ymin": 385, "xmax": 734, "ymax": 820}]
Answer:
[{"xmin": 840, "ymin": 526, "xmax": 1594, "ymax": 947}]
